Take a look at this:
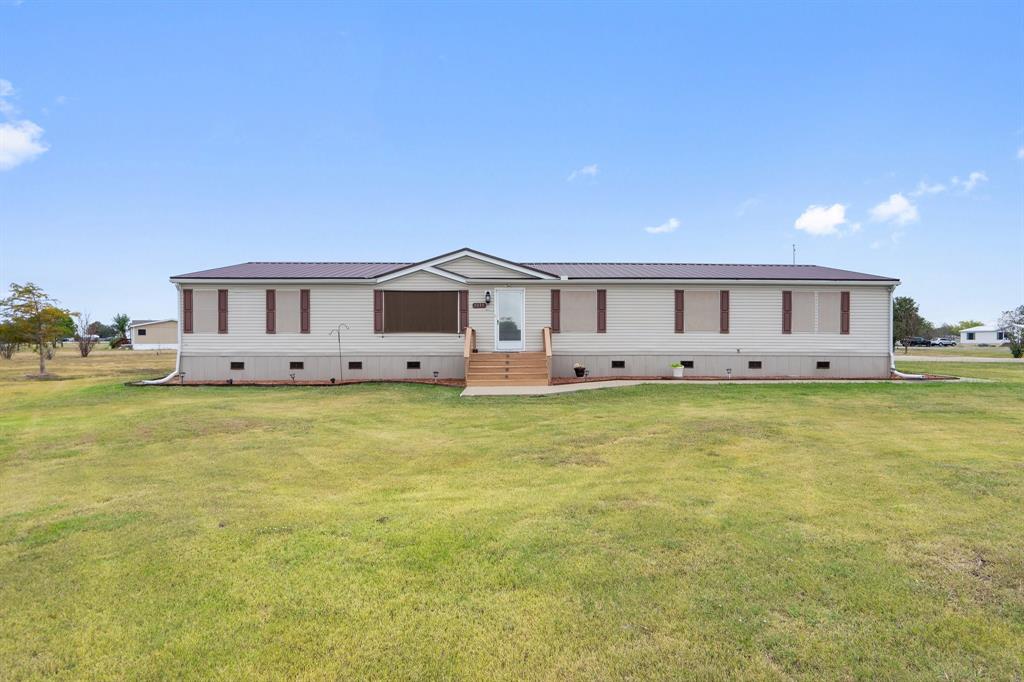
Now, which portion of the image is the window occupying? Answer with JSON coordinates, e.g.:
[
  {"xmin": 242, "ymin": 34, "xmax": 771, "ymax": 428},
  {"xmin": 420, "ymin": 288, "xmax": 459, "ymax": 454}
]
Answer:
[
  {"xmin": 406, "ymin": 361, "xmax": 421, "ymax": 369},
  {"xmin": 996, "ymin": 331, "xmax": 1005, "ymax": 340},
  {"xmin": 683, "ymin": 291, "xmax": 719, "ymax": 332},
  {"xmin": 817, "ymin": 292, "xmax": 841, "ymax": 333},
  {"xmin": 136, "ymin": 328, "xmax": 147, "ymax": 336},
  {"xmin": 679, "ymin": 360, "xmax": 694, "ymax": 369},
  {"xmin": 276, "ymin": 290, "xmax": 301, "ymax": 333},
  {"xmin": 748, "ymin": 361, "xmax": 762, "ymax": 369},
  {"xmin": 560, "ymin": 290, "xmax": 598, "ymax": 332},
  {"xmin": 791, "ymin": 292, "xmax": 816, "ymax": 332},
  {"xmin": 383, "ymin": 291, "xmax": 458, "ymax": 333},
  {"xmin": 816, "ymin": 361, "xmax": 831, "ymax": 370},
  {"xmin": 289, "ymin": 361, "xmax": 304, "ymax": 370},
  {"xmin": 230, "ymin": 361, "xmax": 245, "ymax": 370},
  {"xmin": 193, "ymin": 289, "xmax": 220, "ymax": 333},
  {"xmin": 611, "ymin": 360, "xmax": 626, "ymax": 369},
  {"xmin": 966, "ymin": 332, "xmax": 975, "ymax": 340},
  {"xmin": 348, "ymin": 361, "xmax": 363, "ymax": 370}
]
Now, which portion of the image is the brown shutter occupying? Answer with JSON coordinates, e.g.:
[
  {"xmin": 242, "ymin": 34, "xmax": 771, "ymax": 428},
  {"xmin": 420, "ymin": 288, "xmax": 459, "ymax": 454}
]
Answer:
[
  {"xmin": 217, "ymin": 289, "xmax": 228, "ymax": 334},
  {"xmin": 597, "ymin": 289, "xmax": 607, "ymax": 333},
  {"xmin": 782, "ymin": 290, "xmax": 792, "ymax": 334},
  {"xmin": 182, "ymin": 289, "xmax": 193, "ymax": 334},
  {"xmin": 265, "ymin": 289, "xmax": 276, "ymax": 334},
  {"xmin": 300, "ymin": 289, "xmax": 310, "ymax": 334},
  {"xmin": 373, "ymin": 289, "xmax": 384, "ymax": 333},
  {"xmin": 674, "ymin": 290, "xmax": 685, "ymax": 333},
  {"xmin": 719, "ymin": 290, "xmax": 729, "ymax": 334},
  {"xmin": 550, "ymin": 289, "xmax": 560, "ymax": 333},
  {"xmin": 840, "ymin": 291, "xmax": 850, "ymax": 335},
  {"xmin": 458, "ymin": 290, "xmax": 469, "ymax": 333}
]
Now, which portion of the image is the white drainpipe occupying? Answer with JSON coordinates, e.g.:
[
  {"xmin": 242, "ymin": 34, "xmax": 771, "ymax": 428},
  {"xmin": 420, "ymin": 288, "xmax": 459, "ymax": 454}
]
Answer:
[{"xmin": 138, "ymin": 282, "xmax": 182, "ymax": 385}]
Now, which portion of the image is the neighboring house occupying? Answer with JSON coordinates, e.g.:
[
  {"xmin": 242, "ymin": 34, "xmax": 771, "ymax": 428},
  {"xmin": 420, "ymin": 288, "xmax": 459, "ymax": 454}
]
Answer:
[
  {"xmin": 959, "ymin": 323, "xmax": 1007, "ymax": 345},
  {"xmin": 169, "ymin": 248, "xmax": 900, "ymax": 385},
  {"xmin": 129, "ymin": 319, "xmax": 179, "ymax": 350}
]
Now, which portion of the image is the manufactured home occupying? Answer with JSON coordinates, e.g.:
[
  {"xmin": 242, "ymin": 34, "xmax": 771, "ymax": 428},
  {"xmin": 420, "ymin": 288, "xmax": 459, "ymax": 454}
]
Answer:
[
  {"xmin": 168, "ymin": 248, "xmax": 899, "ymax": 385},
  {"xmin": 959, "ymin": 323, "xmax": 1007, "ymax": 345},
  {"xmin": 128, "ymin": 319, "xmax": 179, "ymax": 350}
]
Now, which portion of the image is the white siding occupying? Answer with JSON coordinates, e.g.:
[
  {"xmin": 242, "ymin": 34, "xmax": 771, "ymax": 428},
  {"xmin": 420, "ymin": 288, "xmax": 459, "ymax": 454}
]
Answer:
[
  {"xmin": 442, "ymin": 255, "xmax": 532, "ymax": 279},
  {"xmin": 181, "ymin": 281, "xmax": 891, "ymax": 357}
]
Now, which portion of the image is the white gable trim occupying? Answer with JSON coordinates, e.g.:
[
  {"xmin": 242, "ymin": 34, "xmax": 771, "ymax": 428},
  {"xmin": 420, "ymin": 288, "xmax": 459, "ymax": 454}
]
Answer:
[{"xmin": 375, "ymin": 249, "xmax": 556, "ymax": 283}]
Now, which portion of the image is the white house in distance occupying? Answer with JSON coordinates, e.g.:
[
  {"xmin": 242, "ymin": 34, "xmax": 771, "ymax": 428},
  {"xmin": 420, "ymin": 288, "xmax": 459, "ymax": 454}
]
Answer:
[
  {"xmin": 128, "ymin": 319, "xmax": 179, "ymax": 350},
  {"xmin": 167, "ymin": 247, "xmax": 900, "ymax": 385},
  {"xmin": 959, "ymin": 323, "xmax": 1007, "ymax": 345}
]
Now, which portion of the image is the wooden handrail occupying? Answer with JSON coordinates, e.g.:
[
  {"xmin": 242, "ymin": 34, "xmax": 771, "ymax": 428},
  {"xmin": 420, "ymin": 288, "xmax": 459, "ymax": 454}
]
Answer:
[
  {"xmin": 463, "ymin": 327, "xmax": 475, "ymax": 358},
  {"xmin": 542, "ymin": 326, "xmax": 552, "ymax": 385}
]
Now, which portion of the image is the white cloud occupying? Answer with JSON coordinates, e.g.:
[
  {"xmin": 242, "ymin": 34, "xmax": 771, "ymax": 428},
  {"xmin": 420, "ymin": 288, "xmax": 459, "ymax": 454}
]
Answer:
[
  {"xmin": 848, "ymin": 222, "xmax": 862, "ymax": 234},
  {"xmin": 55, "ymin": 95, "xmax": 67, "ymax": 105},
  {"xmin": 870, "ymin": 193, "xmax": 918, "ymax": 225},
  {"xmin": 909, "ymin": 180, "xmax": 946, "ymax": 197},
  {"xmin": 1018, "ymin": 146, "xmax": 1024, "ymax": 160},
  {"xmin": 567, "ymin": 163, "xmax": 598, "ymax": 181},
  {"xmin": 794, "ymin": 203, "xmax": 847, "ymax": 236},
  {"xmin": 0, "ymin": 79, "xmax": 16, "ymax": 117},
  {"xmin": 736, "ymin": 197, "xmax": 760, "ymax": 217},
  {"xmin": 0, "ymin": 120, "xmax": 49, "ymax": 170},
  {"xmin": 644, "ymin": 217, "xmax": 680, "ymax": 234},
  {"xmin": 0, "ymin": 80, "xmax": 49, "ymax": 171},
  {"xmin": 951, "ymin": 171, "xmax": 987, "ymax": 193}
]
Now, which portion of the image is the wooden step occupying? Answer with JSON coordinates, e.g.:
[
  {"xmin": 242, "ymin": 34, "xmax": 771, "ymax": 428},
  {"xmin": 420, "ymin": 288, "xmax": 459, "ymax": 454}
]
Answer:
[
  {"xmin": 466, "ymin": 379, "xmax": 551, "ymax": 386},
  {"xmin": 465, "ymin": 351, "xmax": 550, "ymax": 386}
]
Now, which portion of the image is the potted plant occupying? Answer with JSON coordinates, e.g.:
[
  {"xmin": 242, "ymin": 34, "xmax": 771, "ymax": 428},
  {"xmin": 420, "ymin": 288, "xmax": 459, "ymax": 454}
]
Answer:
[
  {"xmin": 573, "ymin": 362, "xmax": 586, "ymax": 378},
  {"xmin": 670, "ymin": 362, "xmax": 684, "ymax": 379}
]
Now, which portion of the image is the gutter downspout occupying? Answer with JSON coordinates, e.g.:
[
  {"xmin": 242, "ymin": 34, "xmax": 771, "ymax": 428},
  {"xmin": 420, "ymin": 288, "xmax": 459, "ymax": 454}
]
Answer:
[
  {"xmin": 888, "ymin": 284, "xmax": 895, "ymax": 372},
  {"xmin": 138, "ymin": 283, "xmax": 182, "ymax": 385},
  {"xmin": 887, "ymin": 283, "xmax": 926, "ymax": 379}
]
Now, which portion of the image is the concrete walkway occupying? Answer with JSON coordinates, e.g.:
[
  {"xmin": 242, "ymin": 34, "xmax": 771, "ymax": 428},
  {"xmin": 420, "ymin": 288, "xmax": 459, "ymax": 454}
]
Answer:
[
  {"xmin": 899, "ymin": 354, "xmax": 1023, "ymax": 363},
  {"xmin": 460, "ymin": 377, "xmax": 971, "ymax": 397}
]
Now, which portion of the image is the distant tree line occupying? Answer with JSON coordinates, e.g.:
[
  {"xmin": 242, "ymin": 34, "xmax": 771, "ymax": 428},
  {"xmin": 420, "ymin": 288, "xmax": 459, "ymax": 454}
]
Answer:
[{"xmin": 893, "ymin": 295, "xmax": 1023, "ymax": 357}]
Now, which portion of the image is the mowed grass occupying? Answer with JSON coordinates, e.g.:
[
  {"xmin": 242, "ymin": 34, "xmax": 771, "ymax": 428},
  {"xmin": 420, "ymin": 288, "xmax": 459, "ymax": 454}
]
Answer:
[
  {"xmin": 1, "ymin": 350, "xmax": 1022, "ymax": 680},
  {"xmin": 898, "ymin": 345, "xmax": 1019, "ymax": 358}
]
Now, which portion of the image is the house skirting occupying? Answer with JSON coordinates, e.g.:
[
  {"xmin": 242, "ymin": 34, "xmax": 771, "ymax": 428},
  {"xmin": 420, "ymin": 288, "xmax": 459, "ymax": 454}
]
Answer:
[
  {"xmin": 179, "ymin": 353, "xmax": 891, "ymax": 382},
  {"xmin": 552, "ymin": 354, "xmax": 891, "ymax": 379}
]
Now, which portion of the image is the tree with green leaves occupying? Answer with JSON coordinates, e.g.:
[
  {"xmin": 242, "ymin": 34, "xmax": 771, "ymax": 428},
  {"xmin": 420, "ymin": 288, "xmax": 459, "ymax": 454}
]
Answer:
[
  {"xmin": 952, "ymin": 320, "xmax": 983, "ymax": 335},
  {"xmin": 0, "ymin": 319, "xmax": 20, "ymax": 359},
  {"xmin": 892, "ymin": 296, "xmax": 925, "ymax": 354},
  {"xmin": 111, "ymin": 313, "xmax": 130, "ymax": 348},
  {"xmin": 998, "ymin": 305, "xmax": 1023, "ymax": 358},
  {"xmin": 0, "ymin": 283, "xmax": 74, "ymax": 376}
]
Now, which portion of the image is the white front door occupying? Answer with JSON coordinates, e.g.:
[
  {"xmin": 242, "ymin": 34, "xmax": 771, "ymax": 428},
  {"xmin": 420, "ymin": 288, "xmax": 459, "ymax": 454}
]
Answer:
[{"xmin": 494, "ymin": 288, "xmax": 525, "ymax": 351}]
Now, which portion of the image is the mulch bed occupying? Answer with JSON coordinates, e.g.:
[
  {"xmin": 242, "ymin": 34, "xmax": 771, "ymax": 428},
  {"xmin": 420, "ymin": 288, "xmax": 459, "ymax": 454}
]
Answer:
[
  {"xmin": 135, "ymin": 378, "xmax": 466, "ymax": 388},
  {"xmin": 137, "ymin": 373, "xmax": 962, "ymax": 388}
]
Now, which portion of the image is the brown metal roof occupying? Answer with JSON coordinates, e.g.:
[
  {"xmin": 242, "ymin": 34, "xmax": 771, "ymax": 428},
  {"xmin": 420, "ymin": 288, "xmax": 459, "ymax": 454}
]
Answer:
[
  {"xmin": 522, "ymin": 262, "xmax": 897, "ymax": 281},
  {"xmin": 172, "ymin": 262, "xmax": 409, "ymax": 279},
  {"xmin": 173, "ymin": 259, "xmax": 896, "ymax": 282}
]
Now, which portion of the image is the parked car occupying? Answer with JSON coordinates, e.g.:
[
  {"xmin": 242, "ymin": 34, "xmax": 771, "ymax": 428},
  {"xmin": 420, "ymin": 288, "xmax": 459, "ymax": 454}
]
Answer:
[
  {"xmin": 931, "ymin": 337, "xmax": 957, "ymax": 346},
  {"xmin": 906, "ymin": 336, "xmax": 931, "ymax": 347}
]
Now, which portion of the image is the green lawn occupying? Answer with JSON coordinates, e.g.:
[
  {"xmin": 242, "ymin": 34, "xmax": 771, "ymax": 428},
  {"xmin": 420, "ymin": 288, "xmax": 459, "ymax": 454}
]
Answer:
[
  {"xmin": 897, "ymin": 345, "xmax": 1019, "ymax": 358},
  {"xmin": 1, "ymin": 350, "xmax": 1022, "ymax": 680}
]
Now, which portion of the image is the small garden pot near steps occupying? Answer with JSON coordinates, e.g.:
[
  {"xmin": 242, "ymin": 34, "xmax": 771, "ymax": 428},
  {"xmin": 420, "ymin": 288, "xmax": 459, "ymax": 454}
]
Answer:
[
  {"xmin": 574, "ymin": 367, "xmax": 586, "ymax": 378},
  {"xmin": 672, "ymin": 367, "xmax": 684, "ymax": 379}
]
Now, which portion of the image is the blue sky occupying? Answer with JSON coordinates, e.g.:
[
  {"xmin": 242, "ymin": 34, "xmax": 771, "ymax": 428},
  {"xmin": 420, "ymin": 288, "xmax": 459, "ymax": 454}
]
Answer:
[{"xmin": 1, "ymin": 1, "xmax": 1022, "ymax": 324}]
